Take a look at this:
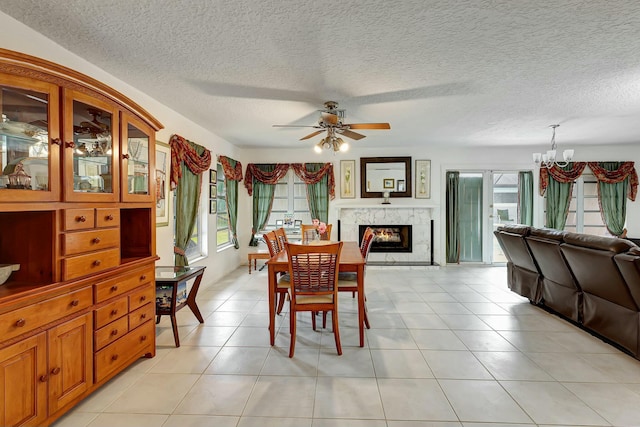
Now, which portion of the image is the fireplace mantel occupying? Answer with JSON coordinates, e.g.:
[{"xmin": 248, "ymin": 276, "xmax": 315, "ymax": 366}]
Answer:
[{"xmin": 335, "ymin": 205, "xmax": 438, "ymax": 267}]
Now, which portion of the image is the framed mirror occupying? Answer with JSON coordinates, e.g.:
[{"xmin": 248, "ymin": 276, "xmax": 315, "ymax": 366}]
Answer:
[{"xmin": 360, "ymin": 156, "xmax": 412, "ymax": 198}]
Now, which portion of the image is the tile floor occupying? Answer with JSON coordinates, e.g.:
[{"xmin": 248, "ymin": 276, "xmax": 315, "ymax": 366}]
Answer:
[{"xmin": 53, "ymin": 265, "xmax": 640, "ymax": 427}]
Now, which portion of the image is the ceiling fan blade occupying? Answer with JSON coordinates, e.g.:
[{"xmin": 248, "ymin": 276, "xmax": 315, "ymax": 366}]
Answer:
[
  {"xmin": 273, "ymin": 125, "xmax": 319, "ymax": 128},
  {"xmin": 345, "ymin": 123, "xmax": 391, "ymax": 130},
  {"xmin": 339, "ymin": 129, "xmax": 366, "ymax": 140},
  {"xmin": 321, "ymin": 112, "xmax": 339, "ymax": 125},
  {"xmin": 300, "ymin": 130, "xmax": 326, "ymax": 140}
]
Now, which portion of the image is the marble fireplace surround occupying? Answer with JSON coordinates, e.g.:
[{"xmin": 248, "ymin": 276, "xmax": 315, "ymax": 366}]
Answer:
[{"xmin": 335, "ymin": 205, "xmax": 436, "ymax": 265}]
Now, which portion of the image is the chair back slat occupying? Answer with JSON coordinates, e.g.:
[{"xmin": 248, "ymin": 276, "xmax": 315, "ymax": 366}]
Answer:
[
  {"xmin": 263, "ymin": 231, "xmax": 281, "ymax": 257},
  {"xmin": 274, "ymin": 228, "xmax": 288, "ymax": 251},
  {"xmin": 286, "ymin": 242, "xmax": 343, "ymax": 296},
  {"xmin": 360, "ymin": 227, "xmax": 375, "ymax": 261}
]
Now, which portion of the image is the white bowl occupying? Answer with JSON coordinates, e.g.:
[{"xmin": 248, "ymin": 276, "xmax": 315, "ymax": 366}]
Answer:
[{"xmin": 0, "ymin": 264, "xmax": 19, "ymax": 285}]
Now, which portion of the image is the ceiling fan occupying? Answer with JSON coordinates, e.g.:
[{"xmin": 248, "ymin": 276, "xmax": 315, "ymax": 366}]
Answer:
[{"xmin": 273, "ymin": 101, "xmax": 390, "ymax": 152}]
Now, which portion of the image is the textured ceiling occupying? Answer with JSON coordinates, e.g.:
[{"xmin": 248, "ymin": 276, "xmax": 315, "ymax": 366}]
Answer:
[{"xmin": 1, "ymin": 0, "xmax": 640, "ymax": 150}]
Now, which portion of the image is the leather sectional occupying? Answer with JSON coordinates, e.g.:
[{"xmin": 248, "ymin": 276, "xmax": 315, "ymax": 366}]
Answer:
[{"xmin": 495, "ymin": 225, "xmax": 640, "ymax": 358}]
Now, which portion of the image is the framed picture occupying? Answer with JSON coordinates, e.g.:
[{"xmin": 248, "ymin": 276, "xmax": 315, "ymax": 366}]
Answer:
[
  {"xmin": 209, "ymin": 169, "xmax": 217, "ymax": 184},
  {"xmin": 397, "ymin": 179, "xmax": 405, "ymax": 192},
  {"xmin": 209, "ymin": 199, "xmax": 217, "ymax": 214},
  {"xmin": 340, "ymin": 159, "xmax": 356, "ymax": 198},
  {"xmin": 209, "ymin": 184, "xmax": 217, "ymax": 199},
  {"xmin": 155, "ymin": 141, "xmax": 171, "ymax": 227},
  {"xmin": 383, "ymin": 178, "xmax": 395, "ymax": 189},
  {"xmin": 415, "ymin": 159, "xmax": 431, "ymax": 199}
]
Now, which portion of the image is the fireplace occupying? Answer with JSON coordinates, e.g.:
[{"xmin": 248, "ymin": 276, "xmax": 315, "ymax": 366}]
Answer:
[{"xmin": 359, "ymin": 225, "xmax": 412, "ymax": 253}]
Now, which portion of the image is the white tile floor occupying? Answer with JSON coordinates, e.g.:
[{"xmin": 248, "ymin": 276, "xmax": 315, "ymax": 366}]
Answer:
[{"xmin": 53, "ymin": 265, "xmax": 640, "ymax": 427}]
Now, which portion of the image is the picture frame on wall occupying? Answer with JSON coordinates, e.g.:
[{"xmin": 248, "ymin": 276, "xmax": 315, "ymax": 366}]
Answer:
[
  {"xmin": 383, "ymin": 178, "xmax": 395, "ymax": 189},
  {"xmin": 155, "ymin": 141, "xmax": 171, "ymax": 227},
  {"xmin": 209, "ymin": 169, "xmax": 217, "ymax": 184},
  {"xmin": 340, "ymin": 159, "xmax": 356, "ymax": 198},
  {"xmin": 209, "ymin": 199, "xmax": 217, "ymax": 214},
  {"xmin": 209, "ymin": 184, "xmax": 217, "ymax": 199},
  {"xmin": 397, "ymin": 179, "xmax": 405, "ymax": 192},
  {"xmin": 415, "ymin": 159, "xmax": 431, "ymax": 199}
]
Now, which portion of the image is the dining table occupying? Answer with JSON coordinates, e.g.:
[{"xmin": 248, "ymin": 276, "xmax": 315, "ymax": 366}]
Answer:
[{"xmin": 266, "ymin": 240, "xmax": 366, "ymax": 347}]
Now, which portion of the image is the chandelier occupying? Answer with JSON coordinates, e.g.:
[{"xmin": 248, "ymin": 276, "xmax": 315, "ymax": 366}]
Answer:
[
  {"xmin": 314, "ymin": 128, "xmax": 349, "ymax": 153},
  {"xmin": 533, "ymin": 124, "xmax": 574, "ymax": 168}
]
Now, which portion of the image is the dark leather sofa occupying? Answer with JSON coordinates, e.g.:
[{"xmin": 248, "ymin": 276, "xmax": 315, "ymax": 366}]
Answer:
[{"xmin": 495, "ymin": 225, "xmax": 640, "ymax": 357}]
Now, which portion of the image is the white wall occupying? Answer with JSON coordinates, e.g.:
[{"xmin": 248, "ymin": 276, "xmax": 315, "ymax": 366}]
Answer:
[
  {"xmin": 240, "ymin": 143, "xmax": 640, "ymax": 265},
  {"xmin": 5, "ymin": 9, "xmax": 639, "ymax": 270}
]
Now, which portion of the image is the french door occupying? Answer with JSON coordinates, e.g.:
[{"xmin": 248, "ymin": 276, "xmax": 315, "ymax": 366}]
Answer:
[{"xmin": 448, "ymin": 170, "xmax": 521, "ymax": 264}]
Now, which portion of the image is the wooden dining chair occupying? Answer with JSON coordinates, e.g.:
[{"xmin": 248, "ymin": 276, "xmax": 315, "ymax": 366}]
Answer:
[
  {"xmin": 300, "ymin": 223, "xmax": 333, "ymax": 241},
  {"xmin": 263, "ymin": 230, "xmax": 290, "ymax": 315},
  {"xmin": 285, "ymin": 241, "xmax": 343, "ymax": 357},
  {"xmin": 337, "ymin": 226, "xmax": 374, "ymax": 329},
  {"xmin": 274, "ymin": 227, "xmax": 288, "ymax": 251}
]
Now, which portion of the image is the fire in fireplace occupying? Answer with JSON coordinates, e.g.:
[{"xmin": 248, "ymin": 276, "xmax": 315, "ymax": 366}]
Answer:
[{"xmin": 358, "ymin": 225, "xmax": 412, "ymax": 253}]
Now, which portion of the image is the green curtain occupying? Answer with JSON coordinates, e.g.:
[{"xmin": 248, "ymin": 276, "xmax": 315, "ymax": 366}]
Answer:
[
  {"xmin": 518, "ymin": 171, "xmax": 534, "ymax": 226},
  {"xmin": 545, "ymin": 164, "xmax": 574, "ymax": 230},
  {"xmin": 225, "ymin": 157, "xmax": 240, "ymax": 249},
  {"xmin": 305, "ymin": 163, "xmax": 329, "ymax": 223},
  {"xmin": 174, "ymin": 143, "xmax": 206, "ymax": 266},
  {"xmin": 249, "ymin": 164, "xmax": 277, "ymax": 246},
  {"xmin": 597, "ymin": 162, "xmax": 627, "ymax": 236},
  {"xmin": 446, "ymin": 171, "xmax": 460, "ymax": 264}
]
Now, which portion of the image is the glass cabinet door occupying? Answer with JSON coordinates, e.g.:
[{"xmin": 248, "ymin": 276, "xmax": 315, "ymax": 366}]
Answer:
[
  {"xmin": 0, "ymin": 75, "xmax": 60, "ymax": 202},
  {"xmin": 121, "ymin": 113, "xmax": 154, "ymax": 202},
  {"xmin": 62, "ymin": 89, "xmax": 119, "ymax": 202}
]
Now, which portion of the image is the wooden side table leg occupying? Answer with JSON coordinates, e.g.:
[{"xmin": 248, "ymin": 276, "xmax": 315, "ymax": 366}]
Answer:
[
  {"xmin": 170, "ymin": 313, "xmax": 180, "ymax": 347},
  {"xmin": 186, "ymin": 273, "xmax": 205, "ymax": 323}
]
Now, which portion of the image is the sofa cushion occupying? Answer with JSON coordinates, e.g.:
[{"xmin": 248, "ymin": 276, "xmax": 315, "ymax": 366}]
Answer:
[
  {"xmin": 563, "ymin": 232, "xmax": 636, "ymax": 254},
  {"xmin": 529, "ymin": 227, "xmax": 566, "ymax": 242},
  {"xmin": 497, "ymin": 224, "xmax": 531, "ymax": 236}
]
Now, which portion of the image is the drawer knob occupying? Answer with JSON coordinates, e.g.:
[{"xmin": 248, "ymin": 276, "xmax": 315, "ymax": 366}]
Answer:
[
  {"xmin": 50, "ymin": 138, "xmax": 61, "ymax": 146},
  {"xmin": 50, "ymin": 367, "xmax": 60, "ymax": 375},
  {"xmin": 111, "ymin": 329, "xmax": 118, "ymax": 336},
  {"xmin": 111, "ymin": 354, "xmax": 119, "ymax": 361},
  {"xmin": 70, "ymin": 299, "xmax": 79, "ymax": 307},
  {"xmin": 65, "ymin": 141, "xmax": 76, "ymax": 149},
  {"xmin": 39, "ymin": 375, "xmax": 48, "ymax": 382},
  {"xmin": 93, "ymin": 260, "xmax": 102, "ymax": 266},
  {"xmin": 106, "ymin": 214, "xmax": 114, "ymax": 221},
  {"xmin": 140, "ymin": 296, "xmax": 146, "ymax": 302},
  {"xmin": 111, "ymin": 285, "xmax": 118, "ymax": 292},
  {"xmin": 122, "ymin": 153, "xmax": 130, "ymax": 160},
  {"xmin": 140, "ymin": 275, "xmax": 146, "ymax": 280},
  {"xmin": 110, "ymin": 309, "xmax": 118, "ymax": 316},
  {"xmin": 15, "ymin": 318, "xmax": 26, "ymax": 327},
  {"xmin": 76, "ymin": 215, "xmax": 86, "ymax": 223},
  {"xmin": 140, "ymin": 335, "xmax": 147, "ymax": 342},
  {"xmin": 92, "ymin": 237, "xmax": 101, "ymax": 244},
  {"xmin": 141, "ymin": 313, "xmax": 147, "ymax": 319}
]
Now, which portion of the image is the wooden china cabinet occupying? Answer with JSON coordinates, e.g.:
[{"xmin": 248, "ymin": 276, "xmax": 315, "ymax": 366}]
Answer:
[{"xmin": 0, "ymin": 49, "xmax": 162, "ymax": 426}]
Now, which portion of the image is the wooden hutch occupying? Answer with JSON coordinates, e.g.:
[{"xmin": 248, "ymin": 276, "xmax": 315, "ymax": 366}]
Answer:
[{"xmin": 0, "ymin": 49, "xmax": 162, "ymax": 426}]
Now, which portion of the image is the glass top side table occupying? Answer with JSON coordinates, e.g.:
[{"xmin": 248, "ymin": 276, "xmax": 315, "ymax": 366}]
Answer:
[{"xmin": 155, "ymin": 265, "xmax": 206, "ymax": 347}]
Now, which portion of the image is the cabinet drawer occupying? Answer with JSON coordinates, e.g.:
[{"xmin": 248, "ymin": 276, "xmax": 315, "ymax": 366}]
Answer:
[
  {"xmin": 129, "ymin": 283, "xmax": 154, "ymax": 311},
  {"xmin": 63, "ymin": 228, "xmax": 120, "ymax": 256},
  {"xmin": 94, "ymin": 266, "xmax": 154, "ymax": 304},
  {"xmin": 94, "ymin": 316, "xmax": 128, "ymax": 351},
  {"xmin": 94, "ymin": 296, "xmax": 128, "ymax": 329},
  {"xmin": 64, "ymin": 208, "xmax": 96, "ymax": 231},
  {"xmin": 63, "ymin": 248, "xmax": 120, "ymax": 281},
  {"xmin": 96, "ymin": 208, "xmax": 120, "ymax": 228},
  {"xmin": 0, "ymin": 286, "xmax": 92, "ymax": 342},
  {"xmin": 129, "ymin": 303, "xmax": 154, "ymax": 330},
  {"xmin": 94, "ymin": 320, "xmax": 154, "ymax": 383}
]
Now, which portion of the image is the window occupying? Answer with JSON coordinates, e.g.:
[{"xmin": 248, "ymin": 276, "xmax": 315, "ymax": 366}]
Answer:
[
  {"xmin": 544, "ymin": 168, "xmax": 607, "ymax": 235},
  {"xmin": 266, "ymin": 170, "xmax": 311, "ymax": 227},
  {"xmin": 216, "ymin": 162, "xmax": 232, "ymax": 247}
]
